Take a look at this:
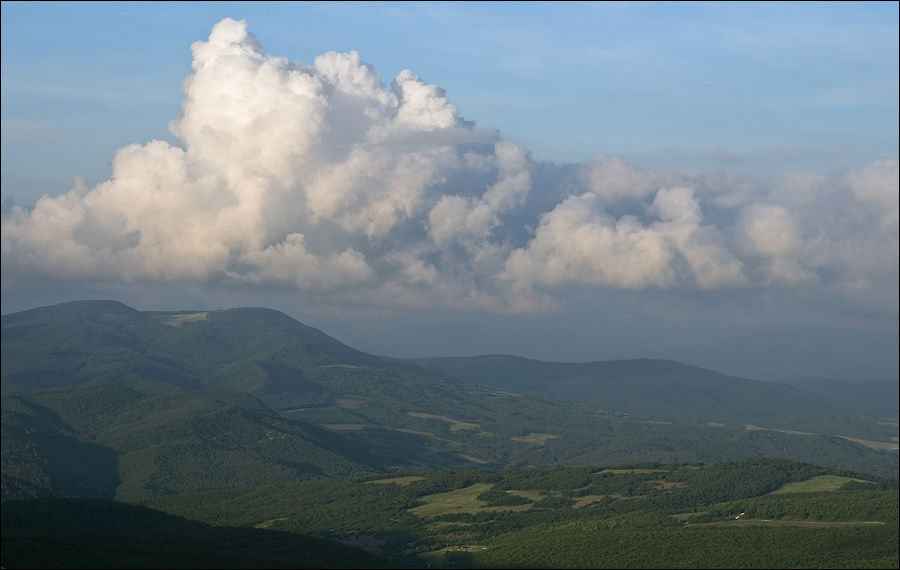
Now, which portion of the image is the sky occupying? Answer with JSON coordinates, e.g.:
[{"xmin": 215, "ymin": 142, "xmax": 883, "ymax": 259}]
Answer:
[{"xmin": 1, "ymin": 2, "xmax": 898, "ymax": 381}]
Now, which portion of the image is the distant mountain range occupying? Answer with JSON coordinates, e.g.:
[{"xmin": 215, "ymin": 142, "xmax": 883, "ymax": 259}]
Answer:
[
  {"xmin": 2, "ymin": 300, "xmax": 897, "ymax": 502},
  {"xmin": 405, "ymin": 355, "xmax": 898, "ymax": 436},
  {"xmin": 784, "ymin": 377, "xmax": 899, "ymax": 413}
]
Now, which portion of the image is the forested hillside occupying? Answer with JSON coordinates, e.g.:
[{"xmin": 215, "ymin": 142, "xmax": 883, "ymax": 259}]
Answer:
[
  {"xmin": 2, "ymin": 300, "xmax": 897, "ymax": 504},
  {"xmin": 1, "ymin": 301, "xmax": 898, "ymax": 568},
  {"xmin": 407, "ymin": 355, "xmax": 899, "ymax": 440},
  {"xmin": 4, "ymin": 459, "xmax": 896, "ymax": 568}
]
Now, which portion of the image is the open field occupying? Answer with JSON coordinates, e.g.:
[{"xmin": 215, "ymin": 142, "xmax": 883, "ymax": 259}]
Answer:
[
  {"xmin": 596, "ymin": 468, "xmax": 669, "ymax": 475},
  {"xmin": 572, "ymin": 494, "xmax": 645, "ymax": 508},
  {"xmin": 835, "ymin": 435, "xmax": 900, "ymax": 452},
  {"xmin": 418, "ymin": 545, "xmax": 488, "ymax": 565},
  {"xmin": 408, "ymin": 483, "xmax": 493, "ymax": 517},
  {"xmin": 691, "ymin": 519, "xmax": 885, "ymax": 528},
  {"xmin": 407, "ymin": 412, "xmax": 481, "ymax": 431},
  {"xmin": 365, "ymin": 476, "xmax": 426, "ymax": 486},
  {"xmin": 408, "ymin": 483, "xmax": 535, "ymax": 518},
  {"xmin": 742, "ymin": 425, "xmax": 899, "ymax": 451},
  {"xmin": 771, "ymin": 475, "xmax": 872, "ymax": 494},
  {"xmin": 745, "ymin": 424, "xmax": 814, "ymax": 436},
  {"xmin": 458, "ymin": 454, "xmax": 491, "ymax": 464},
  {"xmin": 254, "ymin": 517, "xmax": 288, "ymax": 529},
  {"xmin": 155, "ymin": 312, "xmax": 208, "ymax": 326},
  {"xmin": 508, "ymin": 490, "xmax": 546, "ymax": 501},
  {"xmin": 320, "ymin": 423, "xmax": 368, "ymax": 431},
  {"xmin": 510, "ymin": 433, "xmax": 560, "ymax": 445},
  {"xmin": 572, "ymin": 494, "xmax": 609, "ymax": 509}
]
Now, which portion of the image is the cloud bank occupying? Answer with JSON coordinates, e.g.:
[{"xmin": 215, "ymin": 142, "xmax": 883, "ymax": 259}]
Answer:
[{"xmin": 2, "ymin": 19, "xmax": 897, "ymax": 315}]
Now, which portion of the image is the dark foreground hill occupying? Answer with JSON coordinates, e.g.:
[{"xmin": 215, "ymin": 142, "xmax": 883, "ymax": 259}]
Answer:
[
  {"xmin": 2, "ymin": 300, "xmax": 897, "ymax": 503},
  {"xmin": 0, "ymin": 498, "xmax": 394, "ymax": 569}
]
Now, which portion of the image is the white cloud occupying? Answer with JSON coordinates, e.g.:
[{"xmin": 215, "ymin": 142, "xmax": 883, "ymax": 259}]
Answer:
[
  {"xmin": 501, "ymin": 193, "xmax": 676, "ymax": 290},
  {"xmin": 427, "ymin": 141, "xmax": 531, "ymax": 247},
  {"xmin": 1, "ymin": 18, "xmax": 896, "ymax": 318},
  {"xmin": 582, "ymin": 154, "xmax": 677, "ymax": 203},
  {"xmin": 846, "ymin": 159, "xmax": 899, "ymax": 233},
  {"xmin": 650, "ymin": 187, "xmax": 746, "ymax": 289},
  {"xmin": 236, "ymin": 233, "xmax": 370, "ymax": 291},
  {"xmin": 734, "ymin": 203, "xmax": 816, "ymax": 286}
]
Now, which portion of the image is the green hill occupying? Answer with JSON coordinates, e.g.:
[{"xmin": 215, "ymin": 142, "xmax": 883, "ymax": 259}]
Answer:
[
  {"xmin": 2, "ymin": 300, "xmax": 897, "ymax": 504},
  {"xmin": 2, "ymin": 385, "xmax": 384, "ymax": 502}
]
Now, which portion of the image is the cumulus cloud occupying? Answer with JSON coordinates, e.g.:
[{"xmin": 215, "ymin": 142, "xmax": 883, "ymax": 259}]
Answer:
[
  {"xmin": 1, "ymin": 18, "xmax": 897, "ymax": 315},
  {"xmin": 650, "ymin": 187, "xmax": 746, "ymax": 289},
  {"xmin": 583, "ymin": 154, "xmax": 677, "ymax": 203},
  {"xmin": 846, "ymin": 159, "xmax": 899, "ymax": 233},
  {"xmin": 734, "ymin": 203, "xmax": 815, "ymax": 286},
  {"xmin": 427, "ymin": 141, "xmax": 531, "ymax": 247},
  {"xmin": 501, "ymin": 193, "xmax": 676, "ymax": 290}
]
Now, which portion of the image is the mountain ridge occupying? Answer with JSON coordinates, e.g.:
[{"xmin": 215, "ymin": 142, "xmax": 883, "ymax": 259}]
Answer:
[{"xmin": 2, "ymin": 299, "xmax": 897, "ymax": 502}]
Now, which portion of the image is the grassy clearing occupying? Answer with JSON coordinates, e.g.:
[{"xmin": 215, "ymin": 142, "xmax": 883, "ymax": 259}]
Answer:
[
  {"xmin": 335, "ymin": 399, "xmax": 363, "ymax": 409},
  {"xmin": 387, "ymin": 427, "xmax": 460, "ymax": 447},
  {"xmin": 457, "ymin": 454, "xmax": 491, "ymax": 464},
  {"xmin": 771, "ymin": 475, "xmax": 872, "ymax": 494},
  {"xmin": 835, "ymin": 435, "xmax": 900, "ymax": 452},
  {"xmin": 157, "ymin": 312, "xmax": 208, "ymax": 327},
  {"xmin": 671, "ymin": 511, "xmax": 708, "ymax": 520},
  {"xmin": 510, "ymin": 433, "xmax": 560, "ymax": 445},
  {"xmin": 254, "ymin": 517, "xmax": 288, "ymax": 529},
  {"xmin": 508, "ymin": 490, "xmax": 545, "ymax": 501},
  {"xmin": 418, "ymin": 545, "xmax": 487, "ymax": 565},
  {"xmin": 389, "ymin": 427, "xmax": 433, "ymax": 437},
  {"xmin": 408, "ymin": 483, "xmax": 534, "ymax": 518},
  {"xmin": 366, "ymin": 476, "xmax": 426, "ymax": 486},
  {"xmin": 572, "ymin": 495, "xmax": 609, "ymax": 509},
  {"xmin": 408, "ymin": 483, "xmax": 493, "ymax": 517},
  {"xmin": 571, "ymin": 493, "xmax": 646, "ymax": 508},
  {"xmin": 408, "ymin": 412, "xmax": 480, "ymax": 431},
  {"xmin": 744, "ymin": 424, "xmax": 814, "ymax": 436},
  {"xmin": 320, "ymin": 423, "xmax": 368, "ymax": 431},
  {"xmin": 596, "ymin": 468, "xmax": 668, "ymax": 475},
  {"xmin": 692, "ymin": 519, "xmax": 884, "ymax": 528}
]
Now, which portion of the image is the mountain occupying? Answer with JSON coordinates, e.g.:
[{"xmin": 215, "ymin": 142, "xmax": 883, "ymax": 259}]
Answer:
[
  {"xmin": 1, "ymin": 299, "xmax": 384, "ymax": 398},
  {"xmin": 2, "ymin": 300, "xmax": 898, "ymax": 503},
  {"xmin": 2, "ymin": 385, "xmax": 385, "ymax": 502},
  {"xmin": 406, "ymin": 354, "xmax": 899, "ymax": 440}
]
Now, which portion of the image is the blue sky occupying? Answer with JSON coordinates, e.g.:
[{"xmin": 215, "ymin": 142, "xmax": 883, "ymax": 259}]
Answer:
[
  {"xmin": 4, "ymin": 2, "xmax": 897, "ymax": 203},
  {"xmin": 1, "ymin": 2, "xmax": 898, "ymax": 380}
]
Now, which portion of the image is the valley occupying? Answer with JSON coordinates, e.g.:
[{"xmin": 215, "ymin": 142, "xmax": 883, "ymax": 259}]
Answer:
[{"xmin": 1, "ymin": 300, "xmax": 897, "ymax": 568}]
